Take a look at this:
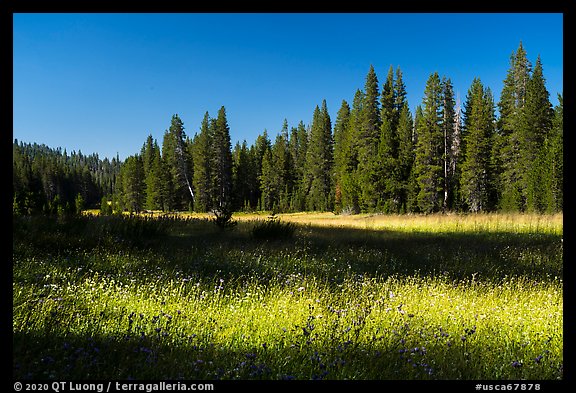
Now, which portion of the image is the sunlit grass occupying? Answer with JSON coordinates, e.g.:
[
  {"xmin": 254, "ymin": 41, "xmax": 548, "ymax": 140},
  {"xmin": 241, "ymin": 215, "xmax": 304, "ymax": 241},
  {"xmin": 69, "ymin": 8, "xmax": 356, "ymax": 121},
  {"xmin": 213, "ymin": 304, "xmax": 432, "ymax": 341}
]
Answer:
[{"xmin": 13, "ymin": 213, "xmax": 563, "ymax": 380}]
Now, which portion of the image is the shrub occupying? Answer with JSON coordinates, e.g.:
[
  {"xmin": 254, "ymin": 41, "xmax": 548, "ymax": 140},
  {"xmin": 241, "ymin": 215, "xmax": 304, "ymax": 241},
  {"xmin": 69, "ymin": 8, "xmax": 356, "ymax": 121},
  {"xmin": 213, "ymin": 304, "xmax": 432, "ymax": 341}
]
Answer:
[
  {"xmin": 211, "ymin": 207, "xmax": 238, "ymax": 230},
  {"xmin": 251, "ymin": 216, "xmax": 296, "ymax": 240}
]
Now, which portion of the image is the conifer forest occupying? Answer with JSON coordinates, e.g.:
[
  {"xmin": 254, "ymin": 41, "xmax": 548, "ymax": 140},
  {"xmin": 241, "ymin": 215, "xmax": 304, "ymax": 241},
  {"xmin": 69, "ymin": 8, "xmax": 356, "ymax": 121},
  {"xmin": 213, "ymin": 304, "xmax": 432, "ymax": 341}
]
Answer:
[{"xmin": 12, "ymin": 42, "xmax": 563, "ymax": 217}]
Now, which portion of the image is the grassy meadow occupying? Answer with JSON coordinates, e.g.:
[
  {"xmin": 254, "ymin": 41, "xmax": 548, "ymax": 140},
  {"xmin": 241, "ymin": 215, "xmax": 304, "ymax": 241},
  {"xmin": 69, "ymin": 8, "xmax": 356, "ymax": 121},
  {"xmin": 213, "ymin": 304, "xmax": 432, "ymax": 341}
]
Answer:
[{"xmin": 13, "ymin": 212, "xmax": 563, "ymax": 380}]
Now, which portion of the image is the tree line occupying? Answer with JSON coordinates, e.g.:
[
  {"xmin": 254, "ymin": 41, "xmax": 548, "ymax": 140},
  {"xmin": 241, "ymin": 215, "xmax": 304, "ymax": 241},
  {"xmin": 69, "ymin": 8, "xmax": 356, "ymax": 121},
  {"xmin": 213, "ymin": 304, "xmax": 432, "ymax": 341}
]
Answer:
[{"xmin": 13, "ymin": 42, "xmax": 563, "ymax": 216}]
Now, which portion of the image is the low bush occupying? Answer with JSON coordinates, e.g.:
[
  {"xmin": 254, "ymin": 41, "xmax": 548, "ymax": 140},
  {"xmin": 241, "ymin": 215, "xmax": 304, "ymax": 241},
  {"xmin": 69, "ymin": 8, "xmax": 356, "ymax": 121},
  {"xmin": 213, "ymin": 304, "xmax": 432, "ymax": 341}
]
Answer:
[{"xmin": 251, "ymin": 216, "xmax": 296, "ymax": 240}]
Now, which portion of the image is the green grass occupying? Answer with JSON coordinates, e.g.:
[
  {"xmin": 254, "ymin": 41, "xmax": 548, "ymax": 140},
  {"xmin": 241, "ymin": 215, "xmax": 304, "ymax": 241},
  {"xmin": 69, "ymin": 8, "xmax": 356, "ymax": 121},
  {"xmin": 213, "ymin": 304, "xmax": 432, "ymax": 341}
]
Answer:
[{"xmin": 13, "ymin": 213, "xmax": 563, "ymax": 380}]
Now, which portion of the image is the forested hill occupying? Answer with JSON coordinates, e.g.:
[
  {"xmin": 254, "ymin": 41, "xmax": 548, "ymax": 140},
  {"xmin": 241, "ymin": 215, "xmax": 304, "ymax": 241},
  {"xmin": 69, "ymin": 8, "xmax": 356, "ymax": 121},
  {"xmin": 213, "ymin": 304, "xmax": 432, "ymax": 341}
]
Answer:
[
  {"xmin": 12, "ymin": 141, "xmax": 121, "ymax": 215},
  {"xmin": 13, "ymin": 42, "xmax": 563, "ymax": 216}
]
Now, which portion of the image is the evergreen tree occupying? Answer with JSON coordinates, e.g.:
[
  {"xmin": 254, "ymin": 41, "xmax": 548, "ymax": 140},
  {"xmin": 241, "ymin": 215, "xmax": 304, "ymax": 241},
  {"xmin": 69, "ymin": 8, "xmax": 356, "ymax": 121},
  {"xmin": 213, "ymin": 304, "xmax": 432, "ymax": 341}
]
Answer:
[
  {"xmin": 333, "ymin": 100, "xmax": 351, "ymax": 213},
  {"xmin": 192, "ymin": 112, "xmax": 214, "ymax": 212},
  {"xmin": 302, "ymin": 100, "xmax": 333, "ymax": 211},
  {"xmin": 232, "ymin": 140, "xmax": 256, "ymax": 211},
  {"xmin": 259, "ymin": 130, "xmax": 292, "ymax": 212},
  {"xmin": 259, "ymin": 148, "xmax": 278, "ymax": 211},
  {"xmin": 140, "ymin": 136, "xmax": 162, "ymax": 210},
  {"xmin": 141, "ymin": 134, "xmax": 156, "ymax": 178},
  {"xmin": 393, "ymin": 67, "xmax": 408, "ymax": 130},
  {"xmin": 145, "ymin": 142, "xmax": 165, "ymax": 210},
  {"xmin": 340, "ymin": 89, "xmax": 364, "ymax": 213},
  {"xmin": 253, "ymin": 130, "xmax": 272, "ymax": 210},
  {"xmin": 414, "ymin": 72, "xmax": 444, "ymax": 213},
  {"xmin": 162, "ymin": 114, "xmax": 194, "ymax": 211},
  {"xmin": 396, "ymin": 102, "xmax": 415, "ymax": 213},
  {"xmin": 288, "ymin": 121, "xmax": 308, "ymax": 211},
  {"xmin": 540, "ymin": 94, "xmax": 563, "ymax": 212},
  {"xmin": 407, "ymin": 106, "xmax": 424, "ymax": 212},
  {"xmin": 519, "ymin": 56, "xmax": 553, "ymax": 212},
  {"xmin": 497, "ymin": 42, "xmax": 532, "ymax": 211},
  {"xmin": 211, "ymin": 106, "xmax": 233, "ymax": 213},
  {"xmin": 441, "ymin": 77, "xmax": 457, "ymax": 211},
  {"xmin": 120, "ymin": 155, "xmax": 145, "ymax": 213},
  {"xmin": 460, "ymin": 78, "xmax": 496, "ymax": 212},
  {"xmin": 376, "ymin": 66, "xmax": 399, "ymax": 212},
  {"xmin": 357, "ymin": 66, "xmax": 381, "ymax": 211}
]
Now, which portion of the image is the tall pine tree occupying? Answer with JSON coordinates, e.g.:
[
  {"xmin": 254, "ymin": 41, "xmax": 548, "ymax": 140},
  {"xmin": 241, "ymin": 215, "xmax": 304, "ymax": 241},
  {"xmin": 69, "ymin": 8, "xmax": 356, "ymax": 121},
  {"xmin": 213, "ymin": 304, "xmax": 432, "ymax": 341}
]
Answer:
[
  {"xmin": 357, "ymin": 66, "xmax": 381, "ymax": 211},
  {"xmin": 460, "ymin": 78, "xmax": 496, "ymax": 212},
  {"xmin": 333, "ymin": 99, "xmax": 351, "ymax": 213},
  {"xmin": 211, "ymin": 106, "xmax": 233, "ymax": 213},
  {"xmin": 302, "ymin": 100, "xmax": 333, "ymax": 211},
  {"xmin": 192, "ymin": 112, "xmax": 214, "ymax": 212},
  {"xmin": 497, "ymin": 42, "xmax": 531, "ymax": 211},
  {"xmin": 414, "ymin": 72, "xmax": 444, "ymax": 213},
  {"xmin": 519, "ymin": 56, "xmax": 553, "ymax": 212},
  {"xmin": 162, "ymin": 114, "xmax": 194, "ymax": 211}
]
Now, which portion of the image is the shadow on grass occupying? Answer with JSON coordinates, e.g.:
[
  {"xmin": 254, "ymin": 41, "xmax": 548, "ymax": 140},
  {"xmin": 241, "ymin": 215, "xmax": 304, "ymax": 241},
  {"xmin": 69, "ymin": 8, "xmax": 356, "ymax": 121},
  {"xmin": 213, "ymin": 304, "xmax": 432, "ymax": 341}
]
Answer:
[
  {"xmin": 12, "ymin": 326, "xmax": 562, "ymax": 380},
  {"xmin": 12, "ymin": 216, "xmax": 564, "ymax": 381},
  {"xmin": 13, "ymin": 214, "xmax": 563, "ymax": 287}
]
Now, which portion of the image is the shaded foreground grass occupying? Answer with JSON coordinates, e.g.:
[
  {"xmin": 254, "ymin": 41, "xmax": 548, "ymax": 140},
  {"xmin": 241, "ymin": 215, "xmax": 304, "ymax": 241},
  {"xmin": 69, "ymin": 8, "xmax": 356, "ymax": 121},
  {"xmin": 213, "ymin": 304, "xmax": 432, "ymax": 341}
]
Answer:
[{"xmin": 13, "ymin": 213, "xmax": 563, "ymax": 380}]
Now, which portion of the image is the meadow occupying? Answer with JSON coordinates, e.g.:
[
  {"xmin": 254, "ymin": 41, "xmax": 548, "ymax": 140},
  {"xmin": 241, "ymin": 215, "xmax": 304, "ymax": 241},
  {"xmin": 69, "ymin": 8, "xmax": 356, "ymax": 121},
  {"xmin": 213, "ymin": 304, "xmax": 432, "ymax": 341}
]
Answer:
[{"xmin": 13, "ymin": 212, "xmax": 563, "ymax": 380}]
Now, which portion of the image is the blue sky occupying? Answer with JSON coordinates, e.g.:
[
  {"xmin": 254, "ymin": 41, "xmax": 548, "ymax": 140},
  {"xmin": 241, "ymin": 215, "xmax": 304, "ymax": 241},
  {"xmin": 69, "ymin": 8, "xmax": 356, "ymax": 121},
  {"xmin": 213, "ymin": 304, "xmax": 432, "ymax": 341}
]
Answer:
[{"xmin": 13, "ymin": 13, "xmax": 563, "ymax": 160}]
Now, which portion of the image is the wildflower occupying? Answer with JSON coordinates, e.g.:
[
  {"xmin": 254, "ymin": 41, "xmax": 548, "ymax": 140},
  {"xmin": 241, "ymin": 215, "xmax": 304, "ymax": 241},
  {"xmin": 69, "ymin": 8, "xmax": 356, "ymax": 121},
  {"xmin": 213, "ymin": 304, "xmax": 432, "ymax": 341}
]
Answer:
[
  {"xmin": 511, "ymin": 360, "xmax": 523, "ymax": 368},
  {"xmin": 465, "ymin": 326, "xmax": 476, "ymax": 336},
  {"xmin": 535, "ymin": 355, "xmax": 543, "ymax": 364}
]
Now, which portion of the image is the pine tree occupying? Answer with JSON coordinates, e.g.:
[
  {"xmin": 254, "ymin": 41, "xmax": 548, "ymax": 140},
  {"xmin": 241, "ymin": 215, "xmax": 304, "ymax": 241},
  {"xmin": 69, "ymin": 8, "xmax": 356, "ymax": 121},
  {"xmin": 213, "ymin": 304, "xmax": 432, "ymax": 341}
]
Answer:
[
  {"xmin": 288, "ymin": 121, "xmax": 308, "ymax": 211},
  {"xmin": 497, "ymin": 42, "xmax": 532, "ymax": 211},
  {"xmin": 211, "ymin": 106, "xmax": 233, "ymax": 213},
  {"xmin": 259, "ymin": 131, "xmax": 291, "ymax": 212},
  {"xmin": 145, "ymin": 142, "xmax": 165, "ymax": 210},
  {"xmin": 253, "ymin": 130, "xmax": 272, "ymax": 210},
  {"xmin": 232, "ymin": 140, "xmax": 256, "ymax": 211},
  {"xmin": 333, "ymin": 100, "xmax": 351, "ymax": 213},
  {"xmin": 460, "ymin": 78, "xmax": 496, "ymax": 212},
  {"xmin": 376, "ymin": 66, "xmax": 399, "ymax": 212},
  {"xmin": 140, "ymin": 136, "xmax": 162, "ymax": 210},
  {"xmin": 120, "ymin": 155, "xmax": 145, "ymax": 213},
  {"xmin": 540, "ymin": 94, "xmax": 563, "ymax": 212},
  {"xmin": 302, "ymin": 101, "xmax": 333, "ymax": 211},
  {"xmin": 407, "ymin": 106, "xmax": 424, "ymax": 212},
  {"xmin": 519, "ymin": 56, "xmax": 553, "ymax": 212},
  {"xmin": 396, "ymin": 102, "xmax": 415, "ymax": 213},
  {"xmin": 340, "ymin": 89, "xmax": 364, "ymax": 214},
  {"xmin": 441, "ymin": 77, "xmax": 457, "ymax": 211},
  {"xmin": 162, "ymin": 114, "xmax": 194, "ymax": 211},
  {"xmin": 357, "ymin": 66, "xmax": 381, "ymax": 211},
  {"xmin": 141, "ymin": 134, "xmax": 156, "ymax": 178},
  {"xmin": 192, "ymin": 112, "xmax": 214, "ymax": 212},
  {"xmin": 414, "ymin": 72, "xmax": 444, "ymax": 213},
  {"xmin": 393, "ymin": 67, "xmax": 408, "ymax": 130},
  {"xmin": 259, "ymin": 149, "xmax": 275, "ymax": 211}
]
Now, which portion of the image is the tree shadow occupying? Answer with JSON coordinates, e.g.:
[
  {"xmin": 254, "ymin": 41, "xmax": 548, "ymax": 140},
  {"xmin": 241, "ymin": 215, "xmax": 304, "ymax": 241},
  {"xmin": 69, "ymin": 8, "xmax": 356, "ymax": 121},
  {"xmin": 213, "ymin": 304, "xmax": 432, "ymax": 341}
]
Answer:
[
  {"xmin": 13, "ymin": 215, "xmax": 563, "ymax": 286},
  {"xmin": 12, "ymin": 216, "xmax": 564, "ymax": 381},
  {"xmin": 12, "ymin": 323, "xmax": 562, "ymax": 380}
]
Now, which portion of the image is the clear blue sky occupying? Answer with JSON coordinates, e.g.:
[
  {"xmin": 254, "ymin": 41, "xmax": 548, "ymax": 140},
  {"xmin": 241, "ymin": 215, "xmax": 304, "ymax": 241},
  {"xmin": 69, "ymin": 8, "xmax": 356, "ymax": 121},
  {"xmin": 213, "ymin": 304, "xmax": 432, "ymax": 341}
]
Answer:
[{"xmin": 13, "ymin": 13, "xmax": 563, "ymax": 161}]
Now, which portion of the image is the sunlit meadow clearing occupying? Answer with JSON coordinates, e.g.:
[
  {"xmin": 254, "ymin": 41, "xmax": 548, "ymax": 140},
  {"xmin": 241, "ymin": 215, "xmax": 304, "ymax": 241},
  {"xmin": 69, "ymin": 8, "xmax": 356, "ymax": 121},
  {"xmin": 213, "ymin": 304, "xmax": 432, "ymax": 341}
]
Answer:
[{"xmin": 13, "ymin": 213, "xmax": 562, "ymax": 380}]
